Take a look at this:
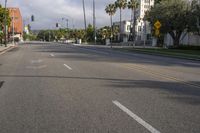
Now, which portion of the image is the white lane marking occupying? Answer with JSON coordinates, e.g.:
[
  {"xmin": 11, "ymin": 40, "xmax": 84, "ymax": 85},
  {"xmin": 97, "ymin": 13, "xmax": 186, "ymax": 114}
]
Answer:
[
  {"xmin": 50, "ymin": 54, "xmax": 55, "ymax": 57},
  {"xmin": 75, "ymin": 46, "xmax": 109, "ymax": 55},
  {"xmin": 31, "ymin": 59, "xmax": 43, "ymax": 64},
  {"xmin": 112, "ymin": 100, "xmax": 161, "ymax": 133},
  {"xmin": 26, "ymin": 65, "xmax": 47, "ymax": 69},
  {"xmin": 64, "ymin": 64, "xmax": 72, "ymax": 70}
]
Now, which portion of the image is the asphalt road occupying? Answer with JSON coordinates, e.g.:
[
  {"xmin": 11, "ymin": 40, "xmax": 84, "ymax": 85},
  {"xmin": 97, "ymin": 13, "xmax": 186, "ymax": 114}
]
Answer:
[{"xmin": 0, "ymin": 42, "xmax": 200, "ymax": 133}]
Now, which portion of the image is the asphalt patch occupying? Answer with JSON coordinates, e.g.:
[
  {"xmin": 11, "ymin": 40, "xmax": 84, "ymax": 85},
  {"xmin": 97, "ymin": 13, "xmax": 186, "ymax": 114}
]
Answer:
[{"xmin": 0, "ymin": 81, "xmax": 4, "ymax": 88}]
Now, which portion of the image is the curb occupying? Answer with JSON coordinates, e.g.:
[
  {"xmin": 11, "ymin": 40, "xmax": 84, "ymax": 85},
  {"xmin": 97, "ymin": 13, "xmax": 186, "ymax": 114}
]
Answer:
[{"xmin": 0, "ymin": 45, "xmax": 17, "ymax": 55}]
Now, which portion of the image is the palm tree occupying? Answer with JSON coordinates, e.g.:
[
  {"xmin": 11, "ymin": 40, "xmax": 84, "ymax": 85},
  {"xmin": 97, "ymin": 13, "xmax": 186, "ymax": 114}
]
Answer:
[
  {"xmin": 105, "ymin": 4, "xmax": 117, "ymax": 47},
  {"xmin": 115, "ymin": 0, "xmax": 127, "ymax": 42},
  {"xmin": 127, "ymin": 0, "xmax": 139, "ymax": 45}
]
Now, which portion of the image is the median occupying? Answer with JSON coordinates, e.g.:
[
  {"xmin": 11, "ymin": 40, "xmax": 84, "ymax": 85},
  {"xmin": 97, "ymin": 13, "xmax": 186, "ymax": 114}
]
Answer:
[{"xmin": 114, "ymin": 47, "xmax": 200, "ymax": 61}]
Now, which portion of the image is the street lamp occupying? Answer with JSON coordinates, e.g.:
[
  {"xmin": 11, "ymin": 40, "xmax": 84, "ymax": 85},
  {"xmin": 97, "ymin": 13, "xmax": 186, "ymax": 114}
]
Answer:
[
  {"xmin": 11, "ymin": 8, "xmax": 16, "ymax": 45},
  {"xmin": 62, "ymin": 18, "xmax": 69, "ymax": 29},
  {"xmin": 4, "ymin": 0, "xmax": 8, "ymax": 47}
]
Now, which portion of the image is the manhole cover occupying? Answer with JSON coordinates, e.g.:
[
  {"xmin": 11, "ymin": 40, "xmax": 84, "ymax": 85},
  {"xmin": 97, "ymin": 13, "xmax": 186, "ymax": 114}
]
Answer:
[{"xmin": 0, "ymin": 81, "xmax": 4, "ymax": 88}]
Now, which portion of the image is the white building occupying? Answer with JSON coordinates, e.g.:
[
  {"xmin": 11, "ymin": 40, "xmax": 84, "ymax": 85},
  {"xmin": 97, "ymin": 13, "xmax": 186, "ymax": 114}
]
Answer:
[
  {"xmin": 113, "ymin": 20, "xmax": 131, "ymax": 42},
  {"xmin": 112, "ymin": 0, "xmax": 155, "ymax": 44},
  {"xmin": 135, "ymin": 0, "xmax": 154, "ymax": 43}
]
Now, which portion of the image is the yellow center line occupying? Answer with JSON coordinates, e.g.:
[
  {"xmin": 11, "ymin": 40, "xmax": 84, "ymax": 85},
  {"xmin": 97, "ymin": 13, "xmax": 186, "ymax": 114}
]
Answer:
[{"xmin": 118, "ymin": 63, "xmax": 200, "ymax": 89}]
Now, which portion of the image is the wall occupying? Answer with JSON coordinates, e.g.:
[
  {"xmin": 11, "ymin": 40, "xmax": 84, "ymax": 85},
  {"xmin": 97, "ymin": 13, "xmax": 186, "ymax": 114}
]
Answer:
[{"xmin": 164, "ymin": 33, "xmax": 200, "ymax": 46}]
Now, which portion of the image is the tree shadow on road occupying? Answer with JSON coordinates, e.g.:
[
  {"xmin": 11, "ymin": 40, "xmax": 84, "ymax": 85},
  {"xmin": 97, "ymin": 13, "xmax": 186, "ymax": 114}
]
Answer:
[
  {"xmin": 0, "ymin": 74, "xmax": 200, "ymax": 105},
  {"xmin": 33, "ymin": 44, "xmax": 200, "ymax": 68}
]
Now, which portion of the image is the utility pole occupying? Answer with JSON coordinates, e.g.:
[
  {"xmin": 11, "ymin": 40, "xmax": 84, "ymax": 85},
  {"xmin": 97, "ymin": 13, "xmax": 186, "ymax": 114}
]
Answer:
[
  {"xmin": 66, "ymin": 19, "xmax": 69, "ymax": 29},
  {"xmin": 93, "ymin": 0, "xmax": 96, "ymax": 44},
  {"xmin": 4, "ymin": 0, "xmax": 8, "ymax": 47},
  {"xmin": 82, "ymin": 0, "xmax": 87, "ymax": 31},
  {"xmin": 48, "ymin": 31, "xmax": 50, "ymax": 42}
]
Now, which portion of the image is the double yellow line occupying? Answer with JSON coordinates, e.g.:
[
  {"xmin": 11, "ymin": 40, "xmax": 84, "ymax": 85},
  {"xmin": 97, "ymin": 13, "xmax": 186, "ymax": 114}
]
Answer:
[{"xmin": 121, "ymin": 63, "xmax": 200, "ymax": 89}]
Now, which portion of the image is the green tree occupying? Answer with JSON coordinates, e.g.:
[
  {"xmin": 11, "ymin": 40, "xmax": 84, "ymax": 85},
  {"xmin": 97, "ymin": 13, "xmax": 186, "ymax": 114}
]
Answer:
[
  {"xmin": 97, "ymin": 26, "xmax": 111, "ymax": 44},
  {"xmin": 86, "ymin": 24, "xmax": 94, "ymax": 42},
  {"xmin": 191, "ymin": 0, "xmax": 200, "ymax": 35},
  {"xmin": 105, "ymin": 3, "xmax": 117, "ymax": 46},
  {"xmin": 145, "ymin": 0, "xmax": 194, "ymax": 46},
  {"xmin": 0, "ymin": 5, "xmax": 11, "ymax": 44},
  {"xmin": 74, "ymin": 29, "xmax": 86, "ymax": 41},
  {"xmin": 115, "ymin": 0, "xmax": 127, "ymax": 41},
  {"xmin": 127, "ymin": 0, "xmax": 139, "ymax": 43}
]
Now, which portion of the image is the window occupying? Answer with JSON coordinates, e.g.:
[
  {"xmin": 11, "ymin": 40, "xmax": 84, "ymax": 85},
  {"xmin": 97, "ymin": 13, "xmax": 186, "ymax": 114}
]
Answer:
[
  {"xmin": 127, "ymin": 25, "xmax": 130, "ymax": 32},
  {"xmin": 138, "ymin": 26, "xmax": 141, "ymax": 31}
]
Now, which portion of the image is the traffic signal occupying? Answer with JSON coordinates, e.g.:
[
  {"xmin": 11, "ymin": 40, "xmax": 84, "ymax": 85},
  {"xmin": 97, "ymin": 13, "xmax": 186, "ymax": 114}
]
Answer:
[
  {"xmin": 56, "ymin": 23, "xmax": 58, "ymax": 28},
  {"xmin": 31, "ymin": 15, "xmax": 34, "ymax": 22}
]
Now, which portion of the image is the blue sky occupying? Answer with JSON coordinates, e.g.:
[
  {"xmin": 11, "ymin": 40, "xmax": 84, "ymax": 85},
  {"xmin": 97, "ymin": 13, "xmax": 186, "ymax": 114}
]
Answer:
[{"xmin": 0, "ymin": 0, "xmax": 131, "ymax": 29}]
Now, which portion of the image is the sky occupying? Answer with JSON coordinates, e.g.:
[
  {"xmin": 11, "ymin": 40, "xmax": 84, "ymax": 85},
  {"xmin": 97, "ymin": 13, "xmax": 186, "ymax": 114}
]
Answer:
[{"xmin": 0, "ymin": 0, "xmax": 131, "ymax": 30}]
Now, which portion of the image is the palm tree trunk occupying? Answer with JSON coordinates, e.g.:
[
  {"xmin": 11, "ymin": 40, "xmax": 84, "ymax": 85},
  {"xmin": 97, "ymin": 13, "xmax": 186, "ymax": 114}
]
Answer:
[
  {"xmin": 133, "ymin": 8, "xmax": 136, "ymax": 46},
  {"xmin": 110, "ymin": 15, "xmax": 113, "ymax": 48},
  {"xmin": 131, "ymin": 9, "xmax": 134, "ymax": 42},
  {"xmin": 120, "ymin": 8, "xmax": 122, "ymax": 42}
]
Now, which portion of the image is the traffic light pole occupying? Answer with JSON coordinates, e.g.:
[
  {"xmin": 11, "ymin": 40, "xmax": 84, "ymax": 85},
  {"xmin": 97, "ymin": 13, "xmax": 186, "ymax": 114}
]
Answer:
[{"xmin": 4, "ymin": 0, "xmax": 8, "ymax": 47}]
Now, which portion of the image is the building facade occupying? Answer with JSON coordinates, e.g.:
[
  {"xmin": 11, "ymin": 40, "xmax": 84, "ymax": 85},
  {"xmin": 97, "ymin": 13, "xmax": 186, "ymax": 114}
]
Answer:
[
  {"xmin": 113, "ymin": 20, "xmax": 131, "ymax": 42},
  {"xmin": 8, "ymin": 7, "xmax": 23, "ymax": 41},
  {"xmin": 135, "ymin": 0, "xmax": 154, "ymax": 43},
  {"xmin": 112, "ymin": 0, "xmax": 155, "ymax": 44}
]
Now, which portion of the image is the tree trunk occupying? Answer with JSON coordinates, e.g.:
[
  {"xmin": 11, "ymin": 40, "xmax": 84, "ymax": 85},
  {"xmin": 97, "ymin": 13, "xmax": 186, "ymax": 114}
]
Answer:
[
  {"xmin": 133, "ymin": 8, "xmax": 136, "ymax": 46},
  {"xmin": 169, "ymin": 31, "xmax": 182, "ymax": 47},
  {"xmin": 120, "ymin": 8, "xmax": 122, "ymax": 42},
  {"xmin": 110, "ymin": 15, "xmax": 113, "ymax": 48},
  {"xmin": 174, "ymin": 37, "xmax": 180, "ymax": 47}
]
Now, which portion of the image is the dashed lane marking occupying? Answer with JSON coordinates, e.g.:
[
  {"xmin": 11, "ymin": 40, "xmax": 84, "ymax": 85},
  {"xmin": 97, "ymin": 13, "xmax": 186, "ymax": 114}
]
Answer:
[{"xmin": 113, "ymin": 100, "xmax": 161, "ymax": 133}]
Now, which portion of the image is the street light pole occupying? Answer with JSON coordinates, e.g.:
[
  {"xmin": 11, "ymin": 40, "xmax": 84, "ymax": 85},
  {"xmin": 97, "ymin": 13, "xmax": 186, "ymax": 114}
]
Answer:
[
  {"xmin": 82, "ymin": 0, "xmax": 87, "ymax": 31},
  {"xmin": 62, "ymin": 18, "xmax": 69, "ymax": 29},
  {"xmin": 12, "ymin": 9, "xmax": 15, "ymax": 45},
  {"xmin": 93, "ymin": 0, "xmax": 96, "ymax": 45},
  {"xmin": 4, "ymin": 0, "xmax": 8, "ymax": 47}
]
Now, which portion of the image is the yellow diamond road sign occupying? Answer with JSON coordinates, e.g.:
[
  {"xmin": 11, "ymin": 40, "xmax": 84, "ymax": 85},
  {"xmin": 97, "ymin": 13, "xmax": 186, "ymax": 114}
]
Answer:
[{"xmin": 154, "ymin": 20, "xmax": 161, "ymax": 29}]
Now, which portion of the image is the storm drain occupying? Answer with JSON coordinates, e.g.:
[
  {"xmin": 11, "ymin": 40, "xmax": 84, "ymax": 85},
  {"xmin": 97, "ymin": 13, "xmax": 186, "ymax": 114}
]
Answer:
[{"xmin": 0, "ymin": 81, "xmax": 4, "ymax": 88}]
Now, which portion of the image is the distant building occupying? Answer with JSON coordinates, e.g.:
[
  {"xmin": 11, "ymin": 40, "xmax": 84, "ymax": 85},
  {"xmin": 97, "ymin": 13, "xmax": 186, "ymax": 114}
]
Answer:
[
  {"xmin": 135, "ymin": 0, "xmax": 154, "ymax": 42},
  {"xmin": 113, "ymin": 0, "xmax": 155, "ymax": 44},
  {"xmin": 8, "ymin": 7, "xmax": 23, "ymax": 41},
  {"xmin": 113, "ymin": 20, "xmax": 131, "ymax": 42}
]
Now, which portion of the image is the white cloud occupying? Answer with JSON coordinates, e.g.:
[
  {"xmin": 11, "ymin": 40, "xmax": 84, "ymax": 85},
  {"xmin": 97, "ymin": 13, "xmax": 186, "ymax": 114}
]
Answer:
[{"xmin": 0, "ymin": 0, "xmax": 131, "ymax": 29}]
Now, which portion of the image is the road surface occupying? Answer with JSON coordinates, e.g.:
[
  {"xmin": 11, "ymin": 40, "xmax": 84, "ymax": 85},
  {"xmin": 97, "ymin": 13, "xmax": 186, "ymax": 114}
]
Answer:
[{"xmin": 0, "ymin": 42, "xmax": 200, "ymax": 133}]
